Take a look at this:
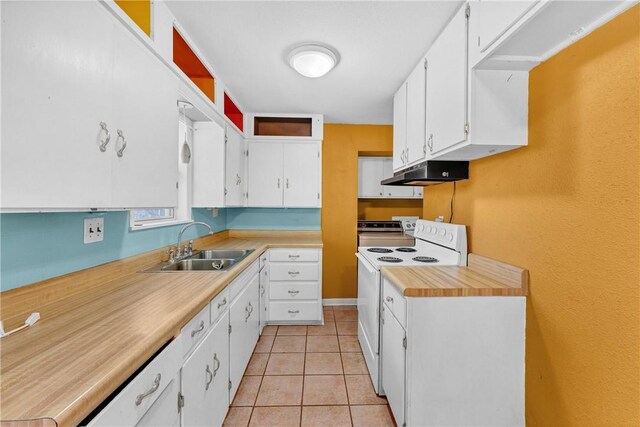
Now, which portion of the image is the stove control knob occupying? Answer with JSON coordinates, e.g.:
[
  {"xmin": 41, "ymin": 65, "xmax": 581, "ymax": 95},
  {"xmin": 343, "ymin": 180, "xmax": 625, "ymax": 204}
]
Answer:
[
  {"xmin": 447, "ymin": 233, "xmax": 454, "ymax": 242},
  {"xmin": 431, "ymin": 228, "xmax": 437, "ymax": 234},
  {"xmin": 438, "ymin": 229, "xmax": 446, "ymax": 236},
  {"xmin": 425, "ymin": 226, "xmax": 431, "ymax": 233}
]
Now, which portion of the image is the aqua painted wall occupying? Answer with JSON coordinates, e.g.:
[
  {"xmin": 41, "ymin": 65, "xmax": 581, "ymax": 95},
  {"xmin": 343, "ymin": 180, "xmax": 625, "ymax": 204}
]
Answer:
[
  {"xmin": 226, "ymin": 208, "xmax": 321, "ymax": 230},
  {"xmin": 0, "ymin": 207, "xmax": 320, "ymax": 292}
]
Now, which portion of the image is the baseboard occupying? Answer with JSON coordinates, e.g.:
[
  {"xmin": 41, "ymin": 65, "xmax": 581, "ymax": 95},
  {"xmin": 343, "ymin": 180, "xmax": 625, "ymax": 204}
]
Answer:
[{"xmin": 322, "ymin": 298, "xmax": 357, "ymax": 306}]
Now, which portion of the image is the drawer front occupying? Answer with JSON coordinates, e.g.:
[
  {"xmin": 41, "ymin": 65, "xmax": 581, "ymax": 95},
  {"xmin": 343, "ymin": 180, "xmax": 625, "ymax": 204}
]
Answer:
[
  {"xmin": 269, "ymin": 248, "xmax": 319, "ymax": 263},
  {"xmin": 269, "ymin": 301, "xmax": 320, "ymax": 322},
  {"xmin": 87, "ymin": 337, "xmax": 182, "ymax": 426},
  {"xmin": 210, "ymin": 288, "xmax": 229, "ymax": 325},
  {"xmin": 383, "ymin": 277, "xmax": 406, "ymax": 328},
  {"xmin": 228, "ymin": 259, "xmax": 260, "ymax": 302},
  {"xmin": 259, "ymin": 251, "xmax": 268, "ymax": 270},
  {"xmin": 269, "ymin": 282, "xmax": 319, "ymax": 300},
  {"xmin": 182, "ymin": 304, "xmax": 211, "ymax": 359},
  {"xmin": 269, "ymin": 263, "xmax": 319, "ymax": 281}
]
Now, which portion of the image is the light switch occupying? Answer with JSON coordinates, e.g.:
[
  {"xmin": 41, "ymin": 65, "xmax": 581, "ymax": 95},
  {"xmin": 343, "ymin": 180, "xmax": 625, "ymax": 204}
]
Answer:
[{"xmin": 84, "ymin": 217, "xmax": 104, "ymax": 244}]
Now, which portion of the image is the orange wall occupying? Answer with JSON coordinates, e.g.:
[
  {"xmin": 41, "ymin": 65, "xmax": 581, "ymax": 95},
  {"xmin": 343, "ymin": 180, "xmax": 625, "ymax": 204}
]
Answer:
[
  {"xmin": 423, "ymin": 7, "xmax": 639, "ymax": 425},
  {"xmin": 115, "ymin": 0, "xmax": 151, "ymax": 36},
  {"xmin": 322, "ymin": 125, "xmax": 395, "ymax": 299},
  {"xmin": 358, "ymin": 199, "xmax": 422, "ymax": 220}
]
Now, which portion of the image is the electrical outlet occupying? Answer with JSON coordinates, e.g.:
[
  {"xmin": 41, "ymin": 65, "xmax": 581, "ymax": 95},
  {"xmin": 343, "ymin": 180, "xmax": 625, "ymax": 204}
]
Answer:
[
  {"xmin": 84, "ymin": 217, "xmax": 104, "ymax": 244},
  {"xmin": 211, "ymin": 208, "xmax": 219, "ymax": 218}
]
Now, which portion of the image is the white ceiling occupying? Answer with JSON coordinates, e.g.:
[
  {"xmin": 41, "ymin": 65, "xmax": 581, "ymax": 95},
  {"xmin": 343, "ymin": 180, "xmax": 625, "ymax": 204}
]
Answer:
[{"xmin": 166, "ymin": 1, "xmax": 463, "ymax": 124}]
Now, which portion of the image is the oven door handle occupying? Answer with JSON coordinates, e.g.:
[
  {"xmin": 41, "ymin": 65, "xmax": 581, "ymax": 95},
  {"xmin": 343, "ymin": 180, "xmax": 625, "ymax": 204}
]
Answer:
[{"xmin": 355, "ymin": 253, "xmax": 377, "ymax": 274}]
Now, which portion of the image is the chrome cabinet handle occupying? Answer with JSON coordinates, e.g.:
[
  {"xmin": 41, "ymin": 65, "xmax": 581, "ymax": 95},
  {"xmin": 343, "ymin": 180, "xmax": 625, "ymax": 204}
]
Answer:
[
  {"xmin": 205, "ymin": 364, "xmax": 213, "ymax": 390},
  {"xmin": 217, "ymin": 297, "xmax": 227, "ymax": 309},
  {"xmin": 288, "ymin": 254, "xmax": 300, "ymax": 259},
  {"xmin": 245, "ymin": 302, "xmax": 253, "ymax": 321},
  {"xmin": 288, "ymin": 271, "xmax": 300, "ymax": 276},
  {"xmin": 236, "ymin": 173, "xmax": 241, "ymax": 185},
  {"xmin": 261, "ymin": 285, "xmax": 266, "ymax": 296},
  {"xmin": 135, "ymin": 374, "xmax": 161, "ymax": 406},
  {"xmin": 288, "ymin": 290, "xmax": 300, "ymax": 295},
  {"xmin": 116, "ymin": 129, "xmax": 127, "ymax": 157},
  {"xmin": 213, "ymin": 353, "xmax": 220, "ymax": 376},
  {"xmin": 99, "ymin": 122, "xmax": 111, "ymax": 152},
  {"xmin": 288, "ymin": 310, "xmax": 300, "ymax": 314},
  {"xmin": 277, "ymin": 178, "xmax": 280, "ymax": 189},
  {"xmin": 423, "ymin": 140, "xmax": 427, "ymax": 155},
  {"xmin": 428, "ymin": 134, "xmax": 433, "ymax": 152},
  {"xmin": 191, "ymin": 320, "xmax": 205, "ymax": 337},
  {"xmin": 385, "ymin": 296, "xmax": 394, "ymax": 303}
]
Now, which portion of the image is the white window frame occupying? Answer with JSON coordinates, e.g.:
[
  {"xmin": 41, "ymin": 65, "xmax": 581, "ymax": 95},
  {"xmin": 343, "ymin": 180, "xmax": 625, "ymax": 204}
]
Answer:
[{"xmin": 129, "ymin": 112, "xmax": 194, "ymax": 230}]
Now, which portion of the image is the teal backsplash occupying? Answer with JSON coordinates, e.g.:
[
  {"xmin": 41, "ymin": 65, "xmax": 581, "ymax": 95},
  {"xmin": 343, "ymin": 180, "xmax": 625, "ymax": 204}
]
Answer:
[{"xmin": 0, "ymin": 208, "xmax": 320, "ymax": 292}]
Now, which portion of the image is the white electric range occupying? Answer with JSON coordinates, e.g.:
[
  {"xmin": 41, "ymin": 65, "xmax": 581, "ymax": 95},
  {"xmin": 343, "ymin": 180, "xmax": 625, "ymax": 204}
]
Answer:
[{"xmin": 355, "ymin": 219, "xmax": 468, "ymax": 395}]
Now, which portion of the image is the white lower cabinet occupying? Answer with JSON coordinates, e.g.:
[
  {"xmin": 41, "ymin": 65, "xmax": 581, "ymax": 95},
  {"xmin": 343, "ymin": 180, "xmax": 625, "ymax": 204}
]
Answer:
[
  {"xmin": 181, "ymin": 311, "xmax": 230, "ymax": 427},
  {"xmin": 265, "ymin": 248, "xmax": 323, "ymax": 324},
  {"xmin": 380, "ymin": 277, "xmax": 526, "ymax": 427},
  {"xmin": 229, "ymin": 270, "xmax": 260, "ymax": 400},
  {"xmin": 136, "ymin": 372, "xmax": 181, "ymax": 427}
]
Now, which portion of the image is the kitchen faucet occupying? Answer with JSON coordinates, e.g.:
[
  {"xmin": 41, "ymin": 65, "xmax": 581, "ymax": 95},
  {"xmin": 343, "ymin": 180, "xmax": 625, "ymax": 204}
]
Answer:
[{"xmin": 174, "ymin": 221, "xmax": 214, "ymax": 261}]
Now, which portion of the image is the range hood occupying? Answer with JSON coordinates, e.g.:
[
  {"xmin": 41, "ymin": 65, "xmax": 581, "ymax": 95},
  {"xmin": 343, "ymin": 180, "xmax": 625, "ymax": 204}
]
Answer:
[{"xmin": 381, "ymin": 161, "xmax": 469, "ymax": 186}]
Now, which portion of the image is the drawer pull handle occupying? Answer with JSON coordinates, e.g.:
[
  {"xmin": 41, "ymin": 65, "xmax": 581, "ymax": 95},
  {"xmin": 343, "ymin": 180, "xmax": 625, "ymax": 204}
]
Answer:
[
  {"xmin": 135, "ymin": 373, "xmax": 161, "ymax": 406},
  {"xmin": 205, "ymin": 364, "xmax": 214, "ymax": 390},
  {"xmin": 213, "ymin": 353, "xmax": 221, "ymax": 377},
  {"xmin": 288, "ymin": 310, "xmax": 300, "ymax": 315},
  {"xmin": 191, "ymin": 320, "xmax": 205, "ymax": 337},
  {"xmin": 288, "ymin": 271, "xmax": 300, "ymax": 275},
  {"xmin": 245, "ymin": 302, "xmax": 254, "ymax": 322},
  {"xmin": 288, "ymin": 254, "xmax": 300, "ymax": 259},
  {"xmin": 288, "ymin": 290, "xmax": 300, "ymax": 295},
  {"xmin": 116, "ymin": 129, "xmax": 127, "ymax": 157},
  {"xmin": 385, "ymin": 296, "xmax": 394, "ymax": 303},
  {"xmin": 217, "ymin": 297, "xmax": 227, "ymax": 309},
  {"xmin": 98, "ymin": 122, "xmax": 111, "ymax": 152},
  {"xmin": 261, "ymin": 285, "xmax": 266, "ymax": 296}
]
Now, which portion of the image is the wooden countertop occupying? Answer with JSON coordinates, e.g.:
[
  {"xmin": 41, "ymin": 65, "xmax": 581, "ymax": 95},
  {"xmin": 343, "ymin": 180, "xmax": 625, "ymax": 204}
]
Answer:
[
  {"xmin": 381, "ymin": 253, "xmax": 528, "ymax": 297},
  {"xmin": 0, "ymin": 230, "xmax": 322, "ymax": 426}
]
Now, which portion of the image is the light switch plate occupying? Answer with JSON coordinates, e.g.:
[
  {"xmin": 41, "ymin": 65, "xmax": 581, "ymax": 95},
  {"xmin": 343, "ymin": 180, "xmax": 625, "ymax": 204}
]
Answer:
[{"xmin": 84, "ymin": 217, "xmax": 104, "ymax": 244}]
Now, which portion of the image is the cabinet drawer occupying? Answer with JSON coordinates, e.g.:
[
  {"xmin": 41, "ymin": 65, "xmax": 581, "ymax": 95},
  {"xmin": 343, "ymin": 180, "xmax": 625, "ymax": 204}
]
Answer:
[
  {"xmin": 210, "ymin": 288, "xmax": 229, "ymax": 325},
  {"xmin": 87, "ymin": 337, "xmax": 182, "ymax": 426},
  {"xmin": 383, "ymin": 277, "xmax": 406, "ymax": 328},
  {"xmin": 269, "ymin": 248, "xmax": 319, "ymax": 262},
  {"xmin": 269, "ymin": 282, "xmax": 319, "ymax": 300},
  {"xmin": 269, "ymin": 301, "xmax": 320, "ymax": 322},
  {"xmin": 182, "ymin": 305, "xmax": 210, "ymax": 359},
  {"xmin": 269, "ymin": 263, "xmax": 319, "ymax": 281}
]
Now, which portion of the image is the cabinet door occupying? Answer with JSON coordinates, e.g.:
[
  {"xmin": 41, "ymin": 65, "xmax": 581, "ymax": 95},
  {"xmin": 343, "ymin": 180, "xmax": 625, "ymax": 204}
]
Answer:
[
  {"xmin": 136, "ymin": 373, "xmax": 180, "ymax": 427},
  {"xmin": 406, "ymin": 60, "xmax": 427, "ymax": 165},
  {"xmin": 247, "ymin": 141, "xmax": 284, "ymax": 207},
  {"xmin": 1, "ymin": 1, "xmax": 115, "ymax": 209},
  {"xmin": 283, "ymin": 143, "xmax": 321, "ymax": 207},
  {"xmin": 358, "ymin": 157, "xmax": 385, "ymax": 198},
  {"xmin": 229, "ymin": 273, "xmax": 260, "ymax": 399},
  {"xmin": 110, "ymin": 25, "xmax": 178, "ymax": 208},
  {"xmin": 382, "ymin": 304, "xmax": 405, "ymax": 427},
  {"xmin": 181, "ymin": 311, "xmax": 230, "ymax": 427},
  {"xmin": 426, "ymin": 5, "xmax": 469, "ymax": 156},
  {"xmin": 392, "ymin": 83, "xmax": 408, "ymax": 171},
  {"xmin": 225, "ymin": 126, "xmax": 245, "ymax": 206},
  {"xmin": 476, "ymin": 0, "xmax": 538, "ymax": 53},
  {"xmin": 383, "ymin": 159, "xmax": 414, "ymax": 198},
  {"xmin": 193, "ymin": 120, "xmax": 226, "ymax": 208}
]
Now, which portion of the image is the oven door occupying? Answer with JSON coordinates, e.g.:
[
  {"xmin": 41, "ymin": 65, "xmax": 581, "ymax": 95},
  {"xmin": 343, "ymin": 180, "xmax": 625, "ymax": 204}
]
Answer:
[{"xmin": 356, "ymin": 253, "xmax": 382, "ymax": 393}]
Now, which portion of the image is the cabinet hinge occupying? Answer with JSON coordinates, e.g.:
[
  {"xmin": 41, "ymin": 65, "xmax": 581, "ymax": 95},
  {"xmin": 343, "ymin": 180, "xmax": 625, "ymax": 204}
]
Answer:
[
  {"xmin": 465, "ymin": 3, "xmax": 470, "ymax": 18},
  {"xmin": 424, "ymin": 58, "xmax": 428, "ymax": 69},
  {"xmin": 246, "ymin": 150, "xmax": 249, "ymax": 157},
  {"xmin": 224, "ymin": 188, "xmax": 228, "ymax": 196},
  {"xmin": 176, "ymin": 182, "xmax": 179, "ymax": 189},
  {"xmin": 229, "ymin": 324, "xmax": 232, "ymax": 334},
  {"xmin": 228, "ymin": 379, "xmax": 232, "ymax": 391},
  {"xmin": 177, "ymin": 392, "xmax": 185, "ymax": 412},
  {"xmin": 464, "ymin": 122, "xmax": 470, "ymax": 135},
  {"xmin": 317, "ymin": 193, "xmax": 320, "ymax": 200},
  {"xmin": 318, "ymin": 151, "xmax": 320, "ymax": 158},
  {"xmin": 402, "ymin": 336, "xmax": 407, "ymax": 349}
]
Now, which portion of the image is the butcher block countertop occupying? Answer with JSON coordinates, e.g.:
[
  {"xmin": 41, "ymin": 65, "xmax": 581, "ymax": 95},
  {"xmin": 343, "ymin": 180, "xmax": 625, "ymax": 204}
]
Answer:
[
  {"xmin": 0, "ymin": 230, "xmax": 322, "ymax": 426},
  {"xmin": 382, "ymin": 253, "xmax": 529, "ymax": 297}
]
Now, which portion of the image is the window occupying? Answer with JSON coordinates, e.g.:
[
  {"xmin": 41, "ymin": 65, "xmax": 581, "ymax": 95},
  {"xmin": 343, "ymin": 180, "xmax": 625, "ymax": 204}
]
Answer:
[{"xmin": 129, "ymin": 110, "xmax": 193, "ymax": 230}]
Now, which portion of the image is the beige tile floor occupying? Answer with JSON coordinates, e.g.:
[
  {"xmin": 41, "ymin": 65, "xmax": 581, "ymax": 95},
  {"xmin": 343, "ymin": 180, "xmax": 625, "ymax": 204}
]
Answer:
[{"xmin": 223, "ymin": 305, "xmax": 396, "ymax": 427}]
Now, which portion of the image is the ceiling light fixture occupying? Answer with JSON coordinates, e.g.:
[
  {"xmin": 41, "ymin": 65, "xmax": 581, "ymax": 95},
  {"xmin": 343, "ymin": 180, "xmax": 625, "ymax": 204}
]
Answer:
[{"xmin": 287, "ymin": 44, "xmax": 339, "ymax": 78}]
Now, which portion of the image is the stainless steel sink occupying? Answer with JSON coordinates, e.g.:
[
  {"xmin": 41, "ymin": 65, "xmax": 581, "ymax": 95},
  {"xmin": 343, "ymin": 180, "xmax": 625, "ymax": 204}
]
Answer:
[
  {"xmin": 191, "ymin": 249, "xmax": 254, "ymax": 260},
  {"xmin": 160, "ymin": 259, "xmax": 237, "ymax": 271}
]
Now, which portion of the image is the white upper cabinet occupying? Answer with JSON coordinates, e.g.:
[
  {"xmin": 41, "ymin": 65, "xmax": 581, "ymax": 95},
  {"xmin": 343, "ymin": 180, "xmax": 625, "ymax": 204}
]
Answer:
[
  {"xmin": 474, "ymin": 0, "xmax": 539, "ymax": 55},
  {"xmin": 392, "ymin": 83, "xmax": 408, "ymax": 172},
  {"xmin": 383, "ymin": 159, "xmax": 416, "ymax": 199},
  {"xmin": 405, "ymin": 60, "xmax": 427, "ymax": 165},
  {"xmin": 1, "ymin": 1, "xmax": 178, "ymax": 210},
  {"xmin": 283, "ymin": 143, "xmax": 321, "ymax": 207},
  {"xmin": 425, "ymin": 4, "xmax": 469, "ymax": 157},
  {"xmin": 247, "ymin": 141, "xmax": 322, "ymax": 208},
  {"xmin": 225, "ymin": 125, "xmax": 246, "ymax": 206},
  {"xmin": 358, "ymin": 157, "xmax": 385, "ymax": 198},
  {"xmin": 192, "ymin": 121, "xmax": 226, "ymax": 208},
  {"xmin": 247, "ymin": 142, "xmax": 284, "ymax": 207}
]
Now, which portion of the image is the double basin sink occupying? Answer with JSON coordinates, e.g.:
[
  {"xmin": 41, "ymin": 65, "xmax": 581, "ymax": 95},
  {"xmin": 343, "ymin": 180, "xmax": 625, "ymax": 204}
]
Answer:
[{"xmin": 144, "ymin": 249, "xmax": 255, "ymax": 272}]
